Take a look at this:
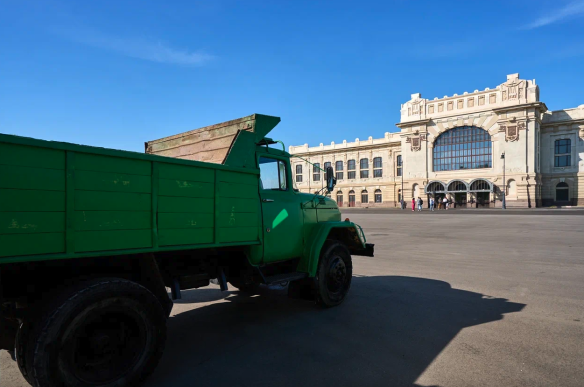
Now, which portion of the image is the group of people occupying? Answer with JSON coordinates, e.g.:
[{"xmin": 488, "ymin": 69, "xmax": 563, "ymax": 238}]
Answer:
[{"xmin": 400, "ymin": 197, "xmax": 450, "ymax": 211}]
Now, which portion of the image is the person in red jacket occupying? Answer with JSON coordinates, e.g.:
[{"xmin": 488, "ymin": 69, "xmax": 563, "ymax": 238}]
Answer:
[{"xmin": 412, "ymin": 197, "xmax": 416, "ymax": 212}]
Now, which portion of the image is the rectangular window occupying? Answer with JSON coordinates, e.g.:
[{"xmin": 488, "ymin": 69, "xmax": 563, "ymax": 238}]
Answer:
[
  {"xmin": 336, "ymin": 172, "xmax": 344, "ymax": 180},
  {"xmin": 335, "ymin": 161, "xmax": 343, "ymax": 180},
  {"xmin": 360, "ymin": 158, "xmax": 369, "ymax": 179},
  {"xmin": 348, "ymin": 159, "xmax": 356, "ymax": 179},
  {"xmin": 554, "ymin": 139, "xmax": 571, "ymax": 167},
  {"xmin": 324, "ymin": 162, "xmax": 331, "ymax": 169},
  {"xmin": 260, "ymin": 157, "xmax": 288, "ymax": 190},
  {"xmin": 555, "ymin": 155, "xmax": 571, "ymax": 167},
  {"xmin": 457, "ymin": 99, "xmax": 463, "ymax": 109},
  {"xmin": 312, "ymin": 163, "xmax": 320, "ymax": 181},
  {"xmin": 396, "ymin": 155, "xmax": 402, "ymax": 176},
  {"xmin": 489, "ymin": 93, "xmax": 496, "ymax": 104},
  {"xmin": 373, "ymin": 157, "xmax": 382, "ymax": 178},
  {"xmin": 428, "ymin": 105, "xmax": 434, "ymax": 114}
]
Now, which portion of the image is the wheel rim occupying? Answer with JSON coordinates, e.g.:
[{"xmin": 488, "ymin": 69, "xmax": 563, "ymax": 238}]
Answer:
[
  {"xmin": 327, "ymin": 256, "xmax": 348, "ymax": 294},
  {"xmin": 60, "ymin": 302, "xmax": 149, "ymax": 384}
]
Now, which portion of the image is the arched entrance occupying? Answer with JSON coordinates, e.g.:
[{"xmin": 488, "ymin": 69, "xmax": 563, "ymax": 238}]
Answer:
[
  {"xmin": 336, "ymin": 191, "xmax": 343, "ymax": 207},
  {"xmin": 448, "ymin": 180, "xmax": 468, "ymax": 208},
  {"xmin": 469, "ymin": 179, "xmax": 493, "ymax": 208},
  {"xmin": 348, "ymin": 190, "xmax": 356, "ymax": 207},
  {"xmin": 426, "ymin": 181, "xmax": 446, "ymax": 208}
]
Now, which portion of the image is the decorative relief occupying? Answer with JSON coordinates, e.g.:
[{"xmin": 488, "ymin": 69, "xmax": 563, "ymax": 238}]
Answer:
[
  {"xmin": 500, "ymin": 121, "xmax": 525, "ymax": 142},
  {"xmin": 411, "ymin": 137, "xmax": 421, "ymax": 151},
  {"xmin": 405, "ymin": 137, "xmax": 411, "ymax": 143},
  {"xmin": 419, "ymin": 133, "xmax": 427, "ymax": 141},
  {"xmin": 579, "ymin": 125, "xmax": 584, "ymax": 140}
]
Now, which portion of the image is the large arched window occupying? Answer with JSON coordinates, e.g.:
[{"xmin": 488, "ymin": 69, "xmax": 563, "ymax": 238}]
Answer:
[{"xmin": 433, "ymin": 126, "xmax": 492, "ymax": 171}]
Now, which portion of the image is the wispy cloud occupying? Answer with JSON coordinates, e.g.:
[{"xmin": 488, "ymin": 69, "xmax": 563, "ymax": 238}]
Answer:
[
  {"xmin": 66, "ymin": 30, "xmax": 214, "ymax": 66},
  {"xmin": 522, "ymin": 1, "xmax": 584, "ymax": 29}
]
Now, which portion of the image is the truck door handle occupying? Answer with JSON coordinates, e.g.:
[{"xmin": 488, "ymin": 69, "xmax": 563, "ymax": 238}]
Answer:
[{"xmin": 262, "ymin": 199, "xmax": 275, "ymax": 203}]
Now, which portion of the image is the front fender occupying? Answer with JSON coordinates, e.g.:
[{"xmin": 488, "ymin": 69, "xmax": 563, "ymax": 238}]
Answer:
[{"xmin": 299, "ymin": 221, "xmax": 373, "ymax": 277}]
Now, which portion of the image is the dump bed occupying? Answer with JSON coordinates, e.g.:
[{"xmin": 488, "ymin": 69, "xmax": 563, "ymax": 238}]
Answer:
[
  {"xmin": 0, "ymin": 134, "xmax": 261, "ymax": 264},
  {"xmin": 145, "ymin": 113, "xmax": 281, "ymax": 169}
]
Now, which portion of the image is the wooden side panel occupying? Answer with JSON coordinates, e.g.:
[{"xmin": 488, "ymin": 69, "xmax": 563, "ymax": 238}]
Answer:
[
  {"xmin": 73, "ymin": 153, "xmax": 153, "ymax": 253},
  {"xmin": 75, "ymin": 230, "xmax": 152, "ymax": 253},
  {"xmin": 215, "ymin": 170, "xmax": 261, "ymax": 244},
  {"xmin": 0, "ymin": 142, "xmax": 66, "ymax": 257},
  {"xmin": 157, "ymin": 163, "xmax": 216, "ymax": 246}
]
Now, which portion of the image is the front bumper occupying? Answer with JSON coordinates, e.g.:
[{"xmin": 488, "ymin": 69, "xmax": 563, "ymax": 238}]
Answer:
[{"xmin": 352, "ymin": 243, "xmax": 374, "ymax": 257}]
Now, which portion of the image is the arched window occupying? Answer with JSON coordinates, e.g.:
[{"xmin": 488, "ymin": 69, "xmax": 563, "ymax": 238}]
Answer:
[
  {"xmin": 448, "ymin": 181, "xmax": 467, "ymax": 191},
  {"xmin": 373, "ymin": 157, "xmax": 383, "ymax": 177},
  {"xmin": 396, "ymin": 155, "xmax": 402, "ymax": 176},
  {"xmin": 412, "ymin": 183, "xmax": 419, "ymax": 198},
  {"xmin": 433, "ymin": 126, "xmax": 492, "ymax": 171},
  {"xmin": 336, "ymin": 191, "xmax": 343, "ymax": 207},
  {"xmin": 374, "ymin": 189, "xmax": 382, "ymax": 203},
  {"xmin": 554, "ymin": 139, "xmax": 571, "ymax": 167},
  {"xmin": 470, "ymin": 179, "xmax": 491, "ymax": 191},
  {"xmin": 361, "ymin": 190, "xmax": 369, "ymax": 203},
  {"xmin": 360, "ymin": 158, "xmax": 369, "ymax": 178},
  {"xmin": 348, "ymin": 190, "xmax": 356, "ymax": 207},
  {"xmin": 347, "ymin": 160, "xmax": 356, "ymax": 179},
  {"xmin": 335, "ymin": 161, "xmax": 344, "ymax": 180},
  {"xmin": 427, "ymin": 181, "xmax": 445, "ymax": 192},
  {"xmin": 556, "ymin": 182, "xmax": 569, "ymax": 201}
]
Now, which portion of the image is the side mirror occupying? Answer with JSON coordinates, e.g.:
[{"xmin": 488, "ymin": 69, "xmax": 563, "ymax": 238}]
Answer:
[{"xmin": 325, "ymin": 166, "xmax": 336, "ymax": 192}]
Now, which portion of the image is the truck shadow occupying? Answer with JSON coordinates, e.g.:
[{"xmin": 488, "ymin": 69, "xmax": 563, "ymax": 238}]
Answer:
[{"xmin": 146, "ymin": 276, "xmax": 525, "ymax": 387}]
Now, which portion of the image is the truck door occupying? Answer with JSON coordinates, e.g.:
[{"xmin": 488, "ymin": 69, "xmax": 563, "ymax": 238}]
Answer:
[{"xmin": 258, "ymin": 156, "xmax": 304, "ymax": 263}]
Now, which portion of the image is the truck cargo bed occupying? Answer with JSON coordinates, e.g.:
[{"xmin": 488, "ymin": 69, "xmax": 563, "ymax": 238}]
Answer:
[{"xmin": 0, "ymin": 134, "xmax": 261, "ymax": 264}]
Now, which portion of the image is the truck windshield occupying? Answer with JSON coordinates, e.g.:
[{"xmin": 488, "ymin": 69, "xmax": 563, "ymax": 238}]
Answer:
[{"xmin": 259, "ymin": 157, "xmax": 287, "ymax": 190}]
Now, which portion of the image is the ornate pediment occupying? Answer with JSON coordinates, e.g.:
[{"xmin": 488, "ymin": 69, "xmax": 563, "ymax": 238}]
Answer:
[{"xmin": 501, "ymin": 74, "xmax": 527, "ymax": 102}]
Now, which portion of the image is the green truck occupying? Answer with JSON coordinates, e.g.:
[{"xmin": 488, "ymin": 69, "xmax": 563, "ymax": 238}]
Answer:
[{"xmin": 0, "ymin": 114, "xmax": 373, "ymax": 387}]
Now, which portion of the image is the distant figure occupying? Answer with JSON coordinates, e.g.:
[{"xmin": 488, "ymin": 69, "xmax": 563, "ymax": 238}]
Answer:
[
  {"xmin": 430, "ymin": 197, "xmax": 435, "ymax": 211},
  {"xmin": 412, "ymin": 197, "xmax": 416, "ymax": 212},
  {"xmin": 417, "ymin": 197, "xmax": 423, "ymax": 211},
  {"xmin": 443, "ymin": 197, "xmax": 448, "ymax": 210}
]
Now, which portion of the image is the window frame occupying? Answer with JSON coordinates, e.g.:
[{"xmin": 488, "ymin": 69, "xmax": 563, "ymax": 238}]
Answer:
[
  {"xmin": 554, "ymin": 139, "xmax": 571, "ymax": 168},
  {"xmin": 259, "ymin": 156, "xmax": 289, "ymax": 191},
  {"xmin": 432, "ymin": 126, "xmax": 492, "ymax": 172},
  {"xmin": 396, "ymin": 155, "xmax": 402, "ymax": 177},
  {"xmin": 347, "ymin": 159, "xmax": 356, "ymax": 179},
  {"xmin": 360, "ymin": 158, "xmax": 369, "ymax": 179},
  {"xmin": 361, "ymin": 189, "xmax": 368, "ymax": 203},
  {"xmin": 312, "ymin": 162, "xmax": 321, "ymax": 182},
  {"xmin": 374, "ymin": 189, "xmax": 382, "ymax": 203}
]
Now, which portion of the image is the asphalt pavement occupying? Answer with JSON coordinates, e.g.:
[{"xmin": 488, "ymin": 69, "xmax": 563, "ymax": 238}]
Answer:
[{"xmin": 2, "ymin": 210, "xmax": 583, "ymax": 386}]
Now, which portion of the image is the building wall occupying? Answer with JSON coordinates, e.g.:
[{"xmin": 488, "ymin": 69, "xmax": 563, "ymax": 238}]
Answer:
[{"xmin": 290, "ymin": 74, "xmax": 584, "ymax": 208}]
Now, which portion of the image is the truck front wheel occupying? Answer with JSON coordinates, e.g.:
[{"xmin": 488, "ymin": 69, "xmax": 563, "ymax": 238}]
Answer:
[
  {"xmin": 315, "ymin": 241, "xmax": 353, "ymax": 307},
  {"xmin": 18, "ymin": 278, "xmax": 166, "ymax": 387}
]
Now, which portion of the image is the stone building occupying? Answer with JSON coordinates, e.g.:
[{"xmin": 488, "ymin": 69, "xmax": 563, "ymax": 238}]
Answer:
[{"xmin": 289, "ymin": 74, "xmax": 584, "ymax": 208}]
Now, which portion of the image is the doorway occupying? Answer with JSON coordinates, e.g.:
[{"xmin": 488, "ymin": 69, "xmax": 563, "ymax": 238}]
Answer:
[
  {"xmin": 476, "ymin": 192, "xmax": 490, "ymax": 208},
  {"xmin": 454, "ymin": 192, "xmax": 467, "ymax": 208}
]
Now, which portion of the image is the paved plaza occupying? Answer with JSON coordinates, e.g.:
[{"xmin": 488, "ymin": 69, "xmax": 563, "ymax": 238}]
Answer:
[{"xmin": 2, "ymin": 210, "xmax": 584, "ymax": 386}]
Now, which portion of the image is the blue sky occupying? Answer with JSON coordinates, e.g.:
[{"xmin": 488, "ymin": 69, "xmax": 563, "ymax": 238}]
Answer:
[{"xmin": 1, "ymin": 0, "xmax": 583, "ymax": 153}]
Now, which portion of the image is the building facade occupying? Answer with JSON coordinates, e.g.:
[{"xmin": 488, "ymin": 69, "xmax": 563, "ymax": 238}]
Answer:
[{"xmin": 289, "ymin": 74, "xmax": 584, "ymax": 208}]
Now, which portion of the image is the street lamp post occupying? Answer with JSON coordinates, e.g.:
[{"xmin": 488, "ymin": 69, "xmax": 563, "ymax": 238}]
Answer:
[
  {"xmin": 501, "ymin": 152, "xmax": 506, "ymax": 210},
  {"xmin": 400, "ymin": 158, "xmax": 404, "ymax": 209}
]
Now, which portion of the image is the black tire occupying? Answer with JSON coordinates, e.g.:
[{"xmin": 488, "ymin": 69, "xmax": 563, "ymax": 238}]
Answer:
[
  {"xmin": 315, "ymin": 241, "xmax": 353, "ymax": 307},
  {"xmin": 15, "ymin": 322, "xmax": 33, "ymax": 385},
  {"xmin": 20, "ymin": 278, "xmax": 167, "ymax": 387}
]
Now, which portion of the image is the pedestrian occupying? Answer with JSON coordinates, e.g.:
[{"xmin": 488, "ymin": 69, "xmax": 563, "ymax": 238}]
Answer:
[
  {"xmin": 430, "ymin": 197, "xmax": 435, "ymax": 211},
  {"xmin": 411, "ymin": 197, "xmax": 415, "ymax": 212},
  {"xmin": 417, "ymin": 197, "xmax": 423, "ymax": 211},
  {"xmin": 443, "ymin": 197, "xmax": 448, "ymax": 210}
]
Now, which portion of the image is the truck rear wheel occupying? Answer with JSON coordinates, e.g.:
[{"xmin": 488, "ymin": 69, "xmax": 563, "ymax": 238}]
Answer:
[
  {"xmin": 315, "ymin": 241, "xmax": 353, "ymax": 307},
  {"xmin": 19, "ymin": 278, "xmax": 166, "ymax": 387}
]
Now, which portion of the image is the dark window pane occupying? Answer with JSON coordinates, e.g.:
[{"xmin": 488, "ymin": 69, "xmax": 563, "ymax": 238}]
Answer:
[{"xmin": 432, "ymin": 126, "xmax": 492, "ymax": 172}]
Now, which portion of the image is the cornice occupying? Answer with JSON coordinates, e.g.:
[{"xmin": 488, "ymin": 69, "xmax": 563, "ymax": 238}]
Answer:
[{"xmin": 396, "ymin": 118, "xmax": 431, "ymax": 128}]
